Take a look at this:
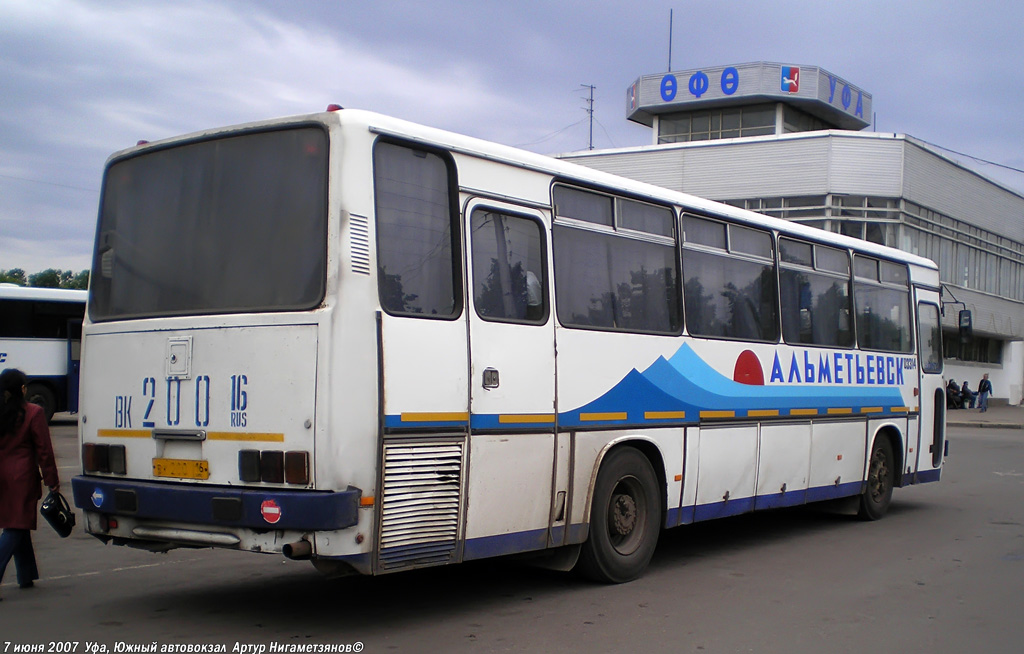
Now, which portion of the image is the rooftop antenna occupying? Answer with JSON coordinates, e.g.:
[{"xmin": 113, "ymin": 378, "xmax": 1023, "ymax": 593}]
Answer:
[
  {"xmin": 581, "ymin": 84, "xmax": 595, "ymax": 150},
  {"xmin": 668, "ymin": 9, "xmax": 673, "ymax": 71}
]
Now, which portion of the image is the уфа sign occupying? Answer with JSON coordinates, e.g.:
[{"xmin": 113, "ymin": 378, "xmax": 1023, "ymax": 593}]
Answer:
[{"xmin": 633, "ymin": 63, "xmax": 870, "ymax": 124}]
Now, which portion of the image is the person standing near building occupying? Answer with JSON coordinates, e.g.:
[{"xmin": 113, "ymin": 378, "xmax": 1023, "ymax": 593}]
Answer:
[
  {"xmin": 977, "ymin": 373, "xmax": 993, "ymax": 413},
  {"xmin": 0, "ymin": 368, "xmax": 61, "ymax": 599}
]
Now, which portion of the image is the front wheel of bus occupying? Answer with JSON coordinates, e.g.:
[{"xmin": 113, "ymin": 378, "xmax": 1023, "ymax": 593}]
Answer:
[
  {"xmin": 859, "ymin": 436, "xmax": 895, "ymax": 521},
  {"xmin": 578, "ymin": 447, "xmax": 661, "ymax": 583}
]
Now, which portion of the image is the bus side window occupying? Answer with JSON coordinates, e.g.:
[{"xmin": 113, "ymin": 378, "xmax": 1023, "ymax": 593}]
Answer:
[
  {"xmin": 470, "ymin": 209, "xmax": 547, "ymax": 324},
  {"xmin": 374, "ymin": 141, "xmax": 460, "ymax": 318}
]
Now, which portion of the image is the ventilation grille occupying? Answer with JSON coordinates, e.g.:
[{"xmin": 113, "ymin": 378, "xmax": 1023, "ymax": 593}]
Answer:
[
  {"xmin": 349, "ymin": 214, "xmax": 371, "ymax": 275},
  {"xmin": 378, "ymin": 441, "xmax": 463, "ymax": 571}
]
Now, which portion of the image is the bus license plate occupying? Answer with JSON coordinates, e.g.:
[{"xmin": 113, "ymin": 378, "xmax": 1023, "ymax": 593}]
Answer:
[{"xmin": 153, "ymin": 458, "xmax": 210, "ymax": 480}]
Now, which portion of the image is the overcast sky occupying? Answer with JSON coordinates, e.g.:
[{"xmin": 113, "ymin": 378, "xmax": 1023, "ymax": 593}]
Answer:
[{"xmin": 2, "ymin": 0, "xmax": 1023, "ymax": 274}]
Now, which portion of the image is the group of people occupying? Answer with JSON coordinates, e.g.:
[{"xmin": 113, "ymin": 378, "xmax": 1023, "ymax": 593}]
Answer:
[
  {"xmin": 947, "ymin": 373, "xmax": 994, "ymax": 412},
  {"xmin": 0, "ymin": 368, "xmax": 61, "ymax": 601}
]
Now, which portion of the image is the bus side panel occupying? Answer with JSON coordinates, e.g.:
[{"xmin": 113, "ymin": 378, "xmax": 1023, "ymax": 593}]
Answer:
[
  {"xmin": 462, "ymin": 433, "xmax": 553, "ymax": 560},
  {"xmin": 379, "ymin": 317, "xmax": 469, "ymax": 430},
  {"xmin": 808, "ymin": 420, "xmax": 867, "ymax": 500},
  {"xmin": 694, "ymin": 424, "xmax": 757, "ymax": 521},
  {"xmin": 755, "ymin": 422, "xmax": 811, "ymax": 509}
]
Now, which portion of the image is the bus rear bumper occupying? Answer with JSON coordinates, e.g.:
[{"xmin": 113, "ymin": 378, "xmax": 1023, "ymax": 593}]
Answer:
[{"xmin": 71, "ymin": 475, "xmax": 361, "ymax": 532}]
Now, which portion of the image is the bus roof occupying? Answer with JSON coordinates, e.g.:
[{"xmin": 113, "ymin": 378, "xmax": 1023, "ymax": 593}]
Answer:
[
  {"xmin": 109, "ymin": 107, "xmax": 939, "ymax": 277},
  {"xmin": 0, "ymin": 284, "xmax": 88, "ymax": 303}
]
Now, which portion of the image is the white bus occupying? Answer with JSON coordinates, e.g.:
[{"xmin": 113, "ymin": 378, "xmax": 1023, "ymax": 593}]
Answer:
[
  {"xmin": 0, "ymin": 284, "xmax": 87, "ymax": 421},
  {"xmin": 71, "ymin": 108, "xmax": 945, "ymax": 583}
]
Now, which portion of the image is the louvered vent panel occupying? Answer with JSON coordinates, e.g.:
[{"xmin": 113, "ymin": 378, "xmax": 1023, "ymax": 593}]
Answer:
[
  {"xmin": 378, "ymin": 442, "xmax": 463, "ymax": 570},
  {"xmin": 349, "ymin": 214, "xmax": 371, "ymax": 275}
]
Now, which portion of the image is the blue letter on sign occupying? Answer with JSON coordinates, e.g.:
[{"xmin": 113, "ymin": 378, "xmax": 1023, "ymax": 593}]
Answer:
[
  {"xmin": 689, "ymin": 71, "xmax": 710, "ymax": 98},
  {"xmin": 842, "ymin": 84, "xmax": 852, "ymax": 110},
  {"xmin": 661, "ymin": 75, "xmax": 677, "ymax": 101},
  {"xmin": 721, "ymin": 67, "xmax": 739, "ymax": 95}
]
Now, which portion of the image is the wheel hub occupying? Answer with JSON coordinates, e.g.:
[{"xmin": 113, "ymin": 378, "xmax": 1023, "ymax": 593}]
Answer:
[{"xmin": 610, "ymin": 493, "xmax": 637, "ymax": 535}]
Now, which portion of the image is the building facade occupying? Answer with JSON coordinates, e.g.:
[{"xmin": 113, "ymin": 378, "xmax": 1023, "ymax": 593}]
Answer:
[{"xmin": 562, "ymin": 62, "xmax": 1024, "ymax": 405}]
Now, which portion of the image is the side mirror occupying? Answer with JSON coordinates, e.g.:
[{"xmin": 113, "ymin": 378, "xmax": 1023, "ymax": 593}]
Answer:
[{"xmin": 959, "ymin": 310, "xmax": 973, "ymax": 345}]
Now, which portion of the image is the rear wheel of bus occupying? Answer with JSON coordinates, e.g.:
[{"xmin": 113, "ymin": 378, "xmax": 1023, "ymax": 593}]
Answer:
[{"xmin": 578, "ymin": 446, "xmax": 661, "ymax": 583}]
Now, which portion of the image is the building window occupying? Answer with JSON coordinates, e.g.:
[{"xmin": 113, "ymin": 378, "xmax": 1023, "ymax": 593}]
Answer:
[
  {"xmin": 943, "ymin": 331, "xmax": 1003, "ymax": 364},
  {"xmin": 658, "ymin": 103, "xmax": 777, "ymax": 143},
  {"xmin": 782, "ymin": 105, "xmax": 827, "ymax": 133}
]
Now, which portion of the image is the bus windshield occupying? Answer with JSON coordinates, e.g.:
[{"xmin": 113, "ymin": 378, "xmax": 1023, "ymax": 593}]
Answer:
[{"xmin": 90, "ymin": 125, "xmax": 329, "ymax": 321}]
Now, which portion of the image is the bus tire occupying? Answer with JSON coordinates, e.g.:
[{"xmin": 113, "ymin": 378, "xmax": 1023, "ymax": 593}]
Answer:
[
  {"xmin": 858, "ymin": 435, "xmax": 895, "ymax": 521},
  {"xmin": 577, "ymin": 446, "xmax": 661, "ymax": 583},
  {"xmin": 26, "ymin": 383, "xmax": 56, "ymax": 423}
]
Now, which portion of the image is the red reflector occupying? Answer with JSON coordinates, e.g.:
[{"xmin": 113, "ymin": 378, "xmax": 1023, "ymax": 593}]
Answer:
[
  {"xmin": 326, "ymin": 104, "xmax": 343, "ymax": 112},
  {"xmin": 108, "ymin": 518, "xmax": 118, "ymax": 530},
  {"xmin": 285, "ymin": 451, "xmax": 310, "ymax": 485}
]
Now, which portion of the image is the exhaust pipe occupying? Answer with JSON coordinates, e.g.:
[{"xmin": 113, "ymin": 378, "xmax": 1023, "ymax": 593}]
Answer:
[{"xmin": 283, "ymin": 539, "xmax": 312, "ymax": 560}]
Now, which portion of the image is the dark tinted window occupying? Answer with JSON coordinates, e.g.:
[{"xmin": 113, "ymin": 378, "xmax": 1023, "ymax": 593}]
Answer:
[
  {"xmin": 779, "ymin": 238, "xmax": 853, "ymax": 347},
  {"xmin": 683, "ymin": 249, "xmax": 778, "ymax": 341},
  {"xmin": 553, "ymin": 186, "xmax": 612, "ymax": 226},
  {"xmin": 618, "ymin": 198, "xmax": 674, "ymax": 237},
  {"xmin": 554, "ymin": 226, "xmax": 679, "ymax": 334},
  {"xmin": 91, "ymin": 126, "xmax": 328, "ymax": 320},
  {"xmin": 918, "ymin": 303, "xmax": 943, "ymax": 374},
  {"xmin": 471, "ymin": 209, "xmax": 546, "ymax": 323},
  {"xmin": 682, "ymin": 216, "xmax": 778, "ymax": 342},
  {"xmin": 854, "ymin": 255, "xmax": 912, "ymax": 352},
  {"xmin": 0, "ymin": 300, "xmax": 84, "ymax": 338},
  {"xmin": 375, "ymin": 142, "xmax": 460, "ymax": 318}
]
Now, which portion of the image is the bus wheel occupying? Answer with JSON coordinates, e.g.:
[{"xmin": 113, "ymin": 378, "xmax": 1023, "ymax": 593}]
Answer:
[
  {"xmin": 578, "ymin": 447, "xmax": 661, "ymax": 583},
  {"xmin": 858, "ymin": 436, "xmax": 895, "ymax": 521},
  {"xmin": 26, "ymin": 383, "xmax": 56, "ymax": 423}
]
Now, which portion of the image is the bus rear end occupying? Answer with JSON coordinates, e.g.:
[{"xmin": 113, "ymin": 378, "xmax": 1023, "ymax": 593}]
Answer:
[{"xmin": 71, "ymin": 116, "xmax": 371, "ymax": 571}]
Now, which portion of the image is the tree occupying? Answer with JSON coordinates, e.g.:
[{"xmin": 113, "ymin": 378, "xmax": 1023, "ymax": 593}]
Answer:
[
  {"xmin": 28, "ymin": 268, "xmax": 65, "ymax": 288},
  {"xmin": 0, "ymin": 268, "xmax": 27, "ymax": 285},
  {"xmin": 69, "ymin": 270, "xmax": 90, "ymax": 290}
]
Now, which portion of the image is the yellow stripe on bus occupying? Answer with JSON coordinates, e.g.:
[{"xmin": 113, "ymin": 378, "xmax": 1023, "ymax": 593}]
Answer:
[
  {"xmin": 747, "ymin": 409, "xmax": 780, "ymax": 417},
  {"xmin": 580, "ymin": 412, "xmax": 628, "ymax": 422},
  {"xmin": 97, "ymin": 429, "xmax": 151, "ymax": 438},
  {"xmin": 400, "ymin": 412, "xmax": 470, "ymax": 423},
  {"xmin": 206, "ymin": 432, "xmax": 285, "ymax": 442},
  {"xmin": 789, "ymin": 408, "xmax": 819, "ymax": 416},
  {"xmin": 892, "ymin": 406, "xmax": 911, "ymax": 413},
  {"xmin": 827, "ymin": 408, "xmax": 854, "ymax": 415},
  {"xmin": 498, "ymin": 414, "xmax": 556, "ymax": 424},
  {"xmin": 700, "ymin": 410, "xmax": 736, "ymax": 419},
  {"xmin": 645, "ymin": 411, "xmax": 687, "ymax": 420},
  {"xmin": 861, "ymin": 407, "xmax": 884, "ymax": 413}
]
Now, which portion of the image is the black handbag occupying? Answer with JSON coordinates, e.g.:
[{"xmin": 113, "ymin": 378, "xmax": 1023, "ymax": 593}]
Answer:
[{"xmin": 40, "ymin": 490, "xmax": 76, "ymax": 538}]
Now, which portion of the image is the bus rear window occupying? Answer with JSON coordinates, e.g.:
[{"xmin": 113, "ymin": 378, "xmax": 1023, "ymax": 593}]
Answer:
[{"xmin": 90, "ymin": 126, "xmax": 328, "ymax": 321}]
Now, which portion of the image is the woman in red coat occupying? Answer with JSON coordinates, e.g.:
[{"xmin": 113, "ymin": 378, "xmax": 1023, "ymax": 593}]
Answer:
[{"xmin": 0, "ymin": 368, "xmax": 61, "ymax": 599}]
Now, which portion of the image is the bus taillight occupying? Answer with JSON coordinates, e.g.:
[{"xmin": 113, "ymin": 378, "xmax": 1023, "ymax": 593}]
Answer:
[
  {"xmin": 238, "ymin": 450, "xmax": 309, "ymax": 485},
  {"xmin": 83, "ymin": 443, "xmax": 126, "ymax": 475}
]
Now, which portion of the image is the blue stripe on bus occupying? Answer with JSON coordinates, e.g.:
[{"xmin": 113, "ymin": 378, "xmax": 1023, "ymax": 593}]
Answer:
[
  {"xmin": 71, "ymin": 476, "xmax": 359, "ymax": 531},
  {"xmin": 463, "ymin": 528, "xmax": 549, "ymax": 560}
]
